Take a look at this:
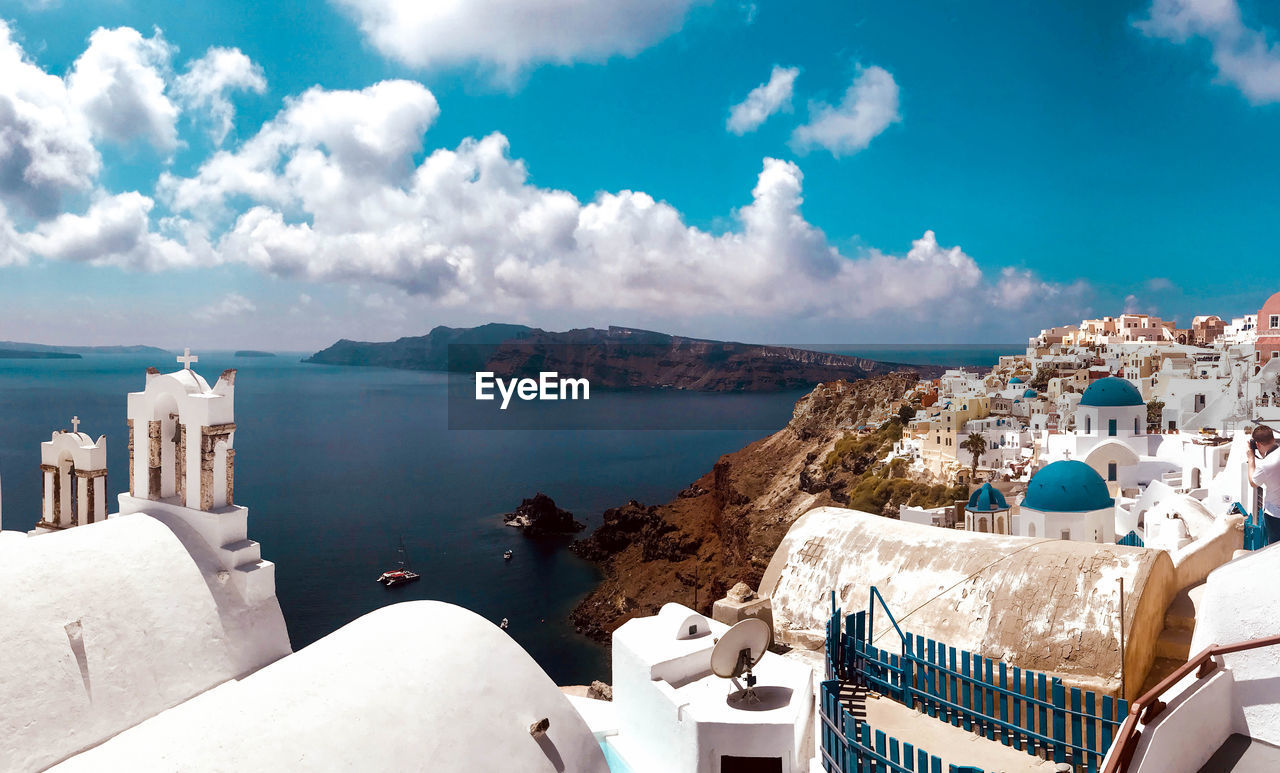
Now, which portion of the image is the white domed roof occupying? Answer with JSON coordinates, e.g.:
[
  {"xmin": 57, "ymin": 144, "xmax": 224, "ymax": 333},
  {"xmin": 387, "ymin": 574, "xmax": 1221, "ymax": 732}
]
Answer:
[
  {"xmin": 0, "ymin": 515, "xmax": 262, "ymax": 772},
  {"xmin": 54, "ymin": 602, "xmax": 608, "ymax": 773}
]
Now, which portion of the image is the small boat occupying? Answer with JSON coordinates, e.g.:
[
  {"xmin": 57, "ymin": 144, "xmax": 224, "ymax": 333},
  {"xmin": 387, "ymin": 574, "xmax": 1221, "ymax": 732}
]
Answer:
[
  {"xmin": 377, "ymin": 538, "xmax": 421, "ymax": 588},
  {"xmin": 504, "ymin": 549, "xmax": 514, "ymax": 560},
  {"xmin": 500, "ymin": 618, "xmax": 509, "ymax": 630}
]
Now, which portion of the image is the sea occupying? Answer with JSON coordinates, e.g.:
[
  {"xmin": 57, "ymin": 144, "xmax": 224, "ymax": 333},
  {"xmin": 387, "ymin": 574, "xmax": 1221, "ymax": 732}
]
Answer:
[{"xmin": 0, "ymin": 344, "xmax": 1019, "ymax": 684}]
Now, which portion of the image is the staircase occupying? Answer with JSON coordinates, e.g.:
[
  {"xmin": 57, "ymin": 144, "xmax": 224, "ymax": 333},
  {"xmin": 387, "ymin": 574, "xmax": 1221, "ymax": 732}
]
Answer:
[{"xmin": 1141, "ymin": 582, "xmax": 1205, "ymax": 695}]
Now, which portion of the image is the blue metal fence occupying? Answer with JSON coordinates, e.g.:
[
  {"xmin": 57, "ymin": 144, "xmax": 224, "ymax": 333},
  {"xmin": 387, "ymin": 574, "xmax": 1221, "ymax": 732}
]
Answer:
[
  {"xmin": 1233, "ymin": 501, "xmax": 1270, "ymax": 550},
  {"xmin": 820, "ymin": 679, "xmax": 978, "ymax": 773},
  {"xmin": 824, "ymin": 588, "xmax": 1127, "ymax": 773}
]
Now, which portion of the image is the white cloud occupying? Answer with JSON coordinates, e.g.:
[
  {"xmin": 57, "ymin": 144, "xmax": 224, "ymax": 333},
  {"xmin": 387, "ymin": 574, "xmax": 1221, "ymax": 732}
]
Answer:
[
  {"xmin": 1137, "ymin": 0, "xmax": 1280, "ymax": 104},
  {"xmin": 154, "ymin": 80, "xmax": 1082, "ymax": 327},
  {"xmin": 0, "ymin": 20, "xmax": 101, "ymax": 216},
  {"xmin": 23, "ymin": 191, "xmax": 196, "ymax": 270},
  {"xmin": 174, "ymin": 47, "xmax": 267, "ymax": 145},
  {"xmin": 67, "ymin": 26, "xmax": 179, "ymax": 151},
  {"xmin": 0, "ymin": 204, "xmax": 26, "ymax": 266},
  {"xmin": 791, "ymin": 65, "xmax": 900, "ymax": 157},
  {"xmin": 331, "ymin": 0, "xmax": 704, "ymax": 74},
  {"xmin": 161, "ymin": 79, "xmax": 441, "ymax": 219},
  {"xmin": 727, "ymin": 65, "xmax": 799, "ymax": 135},
  {"xmin": 195, "ymin": 292, "xmax": 256, "ymax": 320}
]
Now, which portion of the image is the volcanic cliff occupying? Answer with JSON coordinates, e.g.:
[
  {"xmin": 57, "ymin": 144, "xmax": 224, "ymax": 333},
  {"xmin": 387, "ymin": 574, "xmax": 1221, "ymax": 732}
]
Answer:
[{"xmin": 569, "ymin": 371, "xmax": 966, "ymax": 642}]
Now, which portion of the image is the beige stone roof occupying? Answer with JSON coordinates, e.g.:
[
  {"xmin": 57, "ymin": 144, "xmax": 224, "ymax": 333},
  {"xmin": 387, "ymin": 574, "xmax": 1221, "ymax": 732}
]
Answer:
[{"xmin": 760, "ymin": 506, "xmax": 1176, "ymax": 697}]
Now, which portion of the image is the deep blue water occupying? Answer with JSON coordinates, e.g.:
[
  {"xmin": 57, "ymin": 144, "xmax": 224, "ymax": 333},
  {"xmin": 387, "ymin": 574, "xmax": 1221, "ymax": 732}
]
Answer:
[{"xmin": 0, "ymin": 345, "xmax": 1017, "ymax": 684}]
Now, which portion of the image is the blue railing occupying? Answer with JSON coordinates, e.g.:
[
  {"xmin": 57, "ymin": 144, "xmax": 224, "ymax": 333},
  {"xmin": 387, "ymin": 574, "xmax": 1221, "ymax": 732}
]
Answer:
[
  {"xmin": 824, "ymin": 588, "xmax": 1126, "ymax": 773},
  {"xmin": 1115, "ymin": 530, "xmax": 1144, "ymax": 547},
  {"xmin": 820, "ymin": 680, "xmax": 977, "ymax": 773},
  {"xmin": 1232, "ymin": 501, "xmax": 1270, "ymax": 551}
]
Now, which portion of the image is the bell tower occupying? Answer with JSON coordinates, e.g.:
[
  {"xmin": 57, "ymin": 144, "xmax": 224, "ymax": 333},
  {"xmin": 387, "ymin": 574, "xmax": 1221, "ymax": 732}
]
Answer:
[
  {"xmin": 124, "ymin": 350, "xmax": 237, "ymax": 511},
  {"xmin": 118, "ymin": 351, "xmax": 273, "ymax": 606},
  {"xmin": 34, "ymin": 417, "xmax": 107, "ymax": 532}
]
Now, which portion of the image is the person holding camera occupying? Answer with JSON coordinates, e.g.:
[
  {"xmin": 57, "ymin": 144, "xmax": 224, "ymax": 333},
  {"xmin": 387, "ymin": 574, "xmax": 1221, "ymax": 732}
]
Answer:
[{"xmin": 1246, "ymin": 424, "xmax": 1280, "ymax": 545}]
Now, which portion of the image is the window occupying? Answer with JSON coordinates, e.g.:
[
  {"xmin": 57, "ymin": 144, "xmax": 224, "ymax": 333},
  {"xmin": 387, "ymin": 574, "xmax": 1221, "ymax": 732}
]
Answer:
[
  {"xmin": 1108, "ymin": 462, "xmax": 1117, "ymax": 481},
  {"xmin": 1108, "ymin": 419, "xmax": 1117, "ymax": 437},
  {"xmin": 1134, "ymin": 417, "xmax": 1140, "ymax": 434},
  {"xmin": 1060, "ymin": 529, "xmax": 1071, "ymax": 540},
  {"xmin": 1085, "ymin": 416, "xmax": 1091, "ymax": 433},
  {"xmin": 1271, "ymin": 314, "xmax": 1278, "ymax": 329}
]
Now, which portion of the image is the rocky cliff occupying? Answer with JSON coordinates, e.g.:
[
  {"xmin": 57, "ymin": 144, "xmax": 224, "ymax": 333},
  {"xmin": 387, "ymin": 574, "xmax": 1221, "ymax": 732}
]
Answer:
[
  {"xmin": 306, "ymin": 324, "xmax": 946, "ymax": 392},
  {"xmin": 569, "ymin": 372, "xmax": 966, "ymax": 642}
]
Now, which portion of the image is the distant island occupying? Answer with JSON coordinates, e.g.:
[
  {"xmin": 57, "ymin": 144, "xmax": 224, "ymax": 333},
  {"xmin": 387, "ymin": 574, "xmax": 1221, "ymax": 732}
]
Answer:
[
  {"xmin": 305, "ymin": 324, "xmax": 947, "ymax": 392},
  {"xmin": 0, "ymin": 341, "xmax": 167, "ymax": 355},
  {"xmin": 235, "ymin": 350, "xmax": 276, "ymax": 358},
  {"xmin": 0, "ymin": 349, "xmax": 82, "ymax": 360}
]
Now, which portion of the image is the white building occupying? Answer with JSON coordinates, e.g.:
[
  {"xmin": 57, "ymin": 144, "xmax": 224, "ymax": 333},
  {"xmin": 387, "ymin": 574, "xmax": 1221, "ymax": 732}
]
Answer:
[
  {"xmin": 580, "ymin": 603, "xmax": 815, "ymax": 773},
  {"xmin": 1016, "ymin": 459, "xmax": 1116, "ymax": 542}
]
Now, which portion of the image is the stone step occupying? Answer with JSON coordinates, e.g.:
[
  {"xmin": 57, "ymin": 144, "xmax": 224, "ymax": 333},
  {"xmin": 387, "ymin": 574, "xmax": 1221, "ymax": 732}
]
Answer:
[
  {"xmin": 230, "ymin": 559, "xmax": 276, "ymax": 605},
  {"xmin": 1156, "ymin": 627, "xmax": 1194, "ymax": 661},
  {"xmin": 1163, "ymin": 581, "xmax": 1206, "ymax": 631},
  {"xmin": 221, "ymin": 538, "xmax": 261, "ymax": 570}
]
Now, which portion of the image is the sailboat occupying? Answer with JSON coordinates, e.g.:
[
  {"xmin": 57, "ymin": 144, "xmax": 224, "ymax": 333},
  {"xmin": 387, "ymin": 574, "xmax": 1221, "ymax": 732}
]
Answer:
[{"xmin": 377, "ymin": 538, "xmax": 421, "ymax": 588}]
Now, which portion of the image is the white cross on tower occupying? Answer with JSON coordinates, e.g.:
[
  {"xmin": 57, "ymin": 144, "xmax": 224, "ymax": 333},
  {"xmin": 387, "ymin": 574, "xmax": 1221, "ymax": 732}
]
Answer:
[
  {"xmin": 177, "ymin": 348, "xmax": 198, "ymax": 371},
  {"xmin": 71, "ymin": 416, "xmax": 80, "ymax": 433}
]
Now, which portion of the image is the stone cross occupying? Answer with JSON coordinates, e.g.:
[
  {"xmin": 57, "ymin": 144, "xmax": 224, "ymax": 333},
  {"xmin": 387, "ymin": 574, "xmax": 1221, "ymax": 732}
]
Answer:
[
  {"xmin": 177, "ymin": 348, "xmax": 198, "ymax": 371},
  {"xmin": 71, "ymin": 416, "xmax": 80, "ymax": 433}
]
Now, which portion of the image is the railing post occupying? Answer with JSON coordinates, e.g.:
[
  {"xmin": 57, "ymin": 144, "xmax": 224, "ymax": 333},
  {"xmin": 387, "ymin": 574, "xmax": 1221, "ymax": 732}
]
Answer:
[
  {"xmin": 903, "ymin": 633, "xmax": 915, "ymax": 711},
  {"xmin": 1052, "ymin": 678, "xmax": 1067, "ymax": 764}
]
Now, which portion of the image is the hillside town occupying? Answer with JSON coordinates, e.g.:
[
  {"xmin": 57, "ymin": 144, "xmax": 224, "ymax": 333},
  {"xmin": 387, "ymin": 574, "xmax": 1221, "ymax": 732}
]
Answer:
[{"xmin": 3, "ymin": 297, "xmax": 1280, "ymax": 773}]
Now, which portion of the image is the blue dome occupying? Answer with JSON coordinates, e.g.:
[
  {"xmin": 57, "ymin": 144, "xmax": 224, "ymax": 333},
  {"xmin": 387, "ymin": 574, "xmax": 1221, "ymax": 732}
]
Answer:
[
  {"xmin": 966, "ymin": 482, "xmax": 1009, "ymax": 513},
  {"xmin": 1023, "ymin": 460, "xmax": 1115, "ymax": 513},
  {"xmin": 1079, "ymin": 377, "xmax": 1144, "ymax": 407},
  {"xmin": 1023, "ymin": 389, "xmax": 1038, "ymax": 398},
  {"xmin": 1009, "ymin": 376, "xmax": 1023, "ymax": 384}
]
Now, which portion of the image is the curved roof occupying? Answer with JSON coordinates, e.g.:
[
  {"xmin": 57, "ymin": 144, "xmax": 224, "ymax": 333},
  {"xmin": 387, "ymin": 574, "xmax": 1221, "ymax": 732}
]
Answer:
[
  {"xmin": 1023, "ymin": 460, "xmax": 1115, "ymax": 512},
  {"xmin": 1023, "ymin": 388, "xmax": 1039, "ymax": 398},
  {"xmin": 758, "ymin": 507, "xmax": 1174, "ymax": 694},
  {"xmin": 1009, "ymin": 376, "xmax": 1023, "ymax": 384},
  {"xmin": 1080, "ymin": 376, "xmax": 1144, "ymax": 407},
  {"xmin": 0, "ymin": 515, "xmax": 252, "ymax": 772},
  {"xmin": 56, "ymin": 602, "xmax": 608, "ymax": 773},
  {"xmin": 966, "ymin": 482, "xmax": 1009, "ymax": 513}
]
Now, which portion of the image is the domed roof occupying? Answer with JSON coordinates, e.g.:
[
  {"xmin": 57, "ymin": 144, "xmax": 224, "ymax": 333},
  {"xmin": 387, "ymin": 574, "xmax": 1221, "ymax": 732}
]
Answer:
[
  {"xmin": 966, "ymin": 482, "xmax": 1009, "ymax": 513},
  {"xmin": 1023, "ymin": 389, "xmax": 1038, "ymax": 398},
  {"xmin": 1079, "ymin": 377, "xmax": 1144, "ymax": 407},
  {"xmin": 1023, "ymin": 460, "xmax": 1115, "ymax": 513},
  {"xmin": 1009, "ymin": 376, "xmax": 1023, "ymax": 384}
]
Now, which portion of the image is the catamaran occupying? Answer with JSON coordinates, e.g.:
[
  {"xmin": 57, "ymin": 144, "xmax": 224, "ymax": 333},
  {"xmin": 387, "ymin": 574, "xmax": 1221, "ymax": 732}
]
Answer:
[{"xmin": 377, "ymin": 538, "xmax": 420, "ymax": 588}]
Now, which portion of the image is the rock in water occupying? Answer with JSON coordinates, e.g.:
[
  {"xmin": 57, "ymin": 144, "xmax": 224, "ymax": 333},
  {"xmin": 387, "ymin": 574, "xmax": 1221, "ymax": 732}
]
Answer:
[{"xmin": 503, "ymin": 493, "xmax": 586, "ymax": 537}]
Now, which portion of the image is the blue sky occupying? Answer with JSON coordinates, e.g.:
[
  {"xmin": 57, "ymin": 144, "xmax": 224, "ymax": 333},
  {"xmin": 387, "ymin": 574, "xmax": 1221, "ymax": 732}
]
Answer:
[{"xmin": 0, "ymin": 0, "xmax": 1277, "ymax": 348}]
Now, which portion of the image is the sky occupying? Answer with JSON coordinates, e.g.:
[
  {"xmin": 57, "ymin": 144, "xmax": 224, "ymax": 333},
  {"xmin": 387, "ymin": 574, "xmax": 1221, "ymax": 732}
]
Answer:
[{"xmin": 0, "ymin": 0, "xmax": 1278, "ymax": 349}]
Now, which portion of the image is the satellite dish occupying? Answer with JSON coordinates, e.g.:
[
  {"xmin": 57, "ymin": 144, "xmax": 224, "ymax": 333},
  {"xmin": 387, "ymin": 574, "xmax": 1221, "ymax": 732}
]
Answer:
[
  {"xmin": 711, "ymin": 619, "xmax": 772, "ymax": 708},
  {"xmin": 711, "ymin": 618, "xmax": 771, "ymax": 677}
]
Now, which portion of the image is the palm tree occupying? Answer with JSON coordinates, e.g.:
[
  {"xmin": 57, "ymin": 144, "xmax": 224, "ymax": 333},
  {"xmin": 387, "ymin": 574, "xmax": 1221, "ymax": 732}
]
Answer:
[{"xmin": 962, "ymin": 432, "xmax": 987, "ymax": 476}]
